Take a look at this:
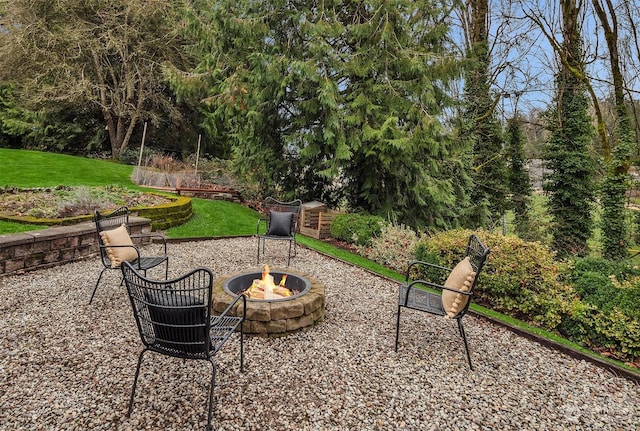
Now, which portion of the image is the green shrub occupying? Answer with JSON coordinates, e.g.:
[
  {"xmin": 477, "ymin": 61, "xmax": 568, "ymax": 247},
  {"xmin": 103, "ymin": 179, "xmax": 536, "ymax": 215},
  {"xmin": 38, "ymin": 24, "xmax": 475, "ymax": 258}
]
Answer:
[
  {"xmin": 414, "ymin": 231, "xmax": 640, "ymax": 362},
  {"xmin": 563, "ymin": 257, "xmax": 640, "ymax": 360},
  {"xmin": 569, "ymin": 257, "xmax": 640, "ymax": 316},
  {"xmin": 571, "ymin": 256, "xmax": 640, "ymax": 282},
  {"xmin": 329, "ymin": 213, "xmax": 386, "ymax": 246},
  {"xmin": 357, "ymin": 223, "xmax": 419, "ymax": 273},
  {"xmin": 411, "ymin": 242, "xmax": 446, "ymax": 282},
  {"xmin": 416, "ymin": 229, "xmax": 571, "ymax": 329}
]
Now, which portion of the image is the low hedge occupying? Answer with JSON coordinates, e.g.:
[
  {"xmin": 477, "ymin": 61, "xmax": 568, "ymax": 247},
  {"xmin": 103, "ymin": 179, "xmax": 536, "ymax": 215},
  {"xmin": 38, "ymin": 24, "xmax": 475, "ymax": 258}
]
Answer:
[
  {"xmin": 561, "ymin": 257, "xmax": 640, "ymax": 360},
  {"xmin": 414, "ymin": 229, "xmax": 639, "ymax": 364}
]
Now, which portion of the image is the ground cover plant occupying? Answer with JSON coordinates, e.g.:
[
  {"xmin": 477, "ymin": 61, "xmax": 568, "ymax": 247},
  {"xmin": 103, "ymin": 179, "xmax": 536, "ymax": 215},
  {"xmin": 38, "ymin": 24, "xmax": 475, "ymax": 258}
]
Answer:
[{"xmin": 0, "ymin": 185, "xmax": 169, "ymax": 219}]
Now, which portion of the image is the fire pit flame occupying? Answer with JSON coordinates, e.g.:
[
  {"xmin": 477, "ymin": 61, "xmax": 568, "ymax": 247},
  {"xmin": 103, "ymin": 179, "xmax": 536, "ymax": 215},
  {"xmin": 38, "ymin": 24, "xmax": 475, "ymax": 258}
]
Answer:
[{"xmin": 243, "ymin": 265, "xmax": 299, "ymax": 300}]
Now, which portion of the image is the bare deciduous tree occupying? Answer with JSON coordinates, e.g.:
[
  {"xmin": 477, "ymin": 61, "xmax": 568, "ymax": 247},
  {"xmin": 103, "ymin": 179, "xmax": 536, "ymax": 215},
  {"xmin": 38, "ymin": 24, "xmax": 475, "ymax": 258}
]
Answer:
[{"xmin": 0, "ymin": 0, "xmax": 193, "ymax": 158}]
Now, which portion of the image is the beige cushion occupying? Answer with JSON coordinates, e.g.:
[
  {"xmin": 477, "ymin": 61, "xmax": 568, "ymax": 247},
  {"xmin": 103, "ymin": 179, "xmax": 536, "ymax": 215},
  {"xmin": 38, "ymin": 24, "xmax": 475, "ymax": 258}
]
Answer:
[
  {"xmin": 441, "ymin": 257, "xmax": 476, "ymax": 318},
  {"xmin": 100, "ymin": 224, "xmax": 137, "ymax": 268}
]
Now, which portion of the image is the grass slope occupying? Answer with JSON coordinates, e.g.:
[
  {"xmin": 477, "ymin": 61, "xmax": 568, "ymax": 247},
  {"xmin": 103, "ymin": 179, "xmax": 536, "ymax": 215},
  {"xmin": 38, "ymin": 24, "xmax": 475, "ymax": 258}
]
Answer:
[{"xmin": 0, "ymin": 148, "xmax": 134, "ymax": 187}]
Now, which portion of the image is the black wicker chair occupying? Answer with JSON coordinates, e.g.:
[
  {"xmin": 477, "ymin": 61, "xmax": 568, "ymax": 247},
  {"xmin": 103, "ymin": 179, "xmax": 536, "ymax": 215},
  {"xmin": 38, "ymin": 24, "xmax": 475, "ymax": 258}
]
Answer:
[
  {"xmin": 256, "ymin": 197, "xmax": 302, "ymax": 266},
  {"xmin": 395, "ymin": 234, "xmax": 489, "ymax": 370},
  {"xmin": 90, "ymin": 206, "xmax": 168, "ymax": 304},
  {"xmin": 121, "ymin": 262, "xmax": 246, "ymax": 430}
]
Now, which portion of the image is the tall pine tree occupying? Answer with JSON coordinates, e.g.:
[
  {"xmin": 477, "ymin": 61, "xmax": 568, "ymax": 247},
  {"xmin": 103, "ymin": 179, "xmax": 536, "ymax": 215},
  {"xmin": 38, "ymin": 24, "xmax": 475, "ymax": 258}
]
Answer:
[
  {"xmin": 460, "ymin": 0, "xmax": 508, "ymax": 229},
  {"xmin": 171, "ymin": 0, "xmax": 467, "ymax": 228}
]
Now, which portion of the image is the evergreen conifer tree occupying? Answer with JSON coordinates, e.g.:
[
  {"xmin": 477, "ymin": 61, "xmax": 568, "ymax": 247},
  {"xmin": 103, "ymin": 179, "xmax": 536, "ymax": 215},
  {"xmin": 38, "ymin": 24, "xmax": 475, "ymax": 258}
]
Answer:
[
  {"xmin": 171, "ymin": 0, "xmax": 467, "ymax": 228},
  {"xmin": 505, "ymin": 117, "xmax": 534, "ymax": 240}
]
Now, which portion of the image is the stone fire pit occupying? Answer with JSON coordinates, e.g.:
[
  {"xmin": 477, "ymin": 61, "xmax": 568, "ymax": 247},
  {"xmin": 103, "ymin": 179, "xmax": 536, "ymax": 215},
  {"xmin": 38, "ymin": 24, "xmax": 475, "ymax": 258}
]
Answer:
[{"xmin": 212, "ymin": 268, "xmax": 325, "ymax": 336}]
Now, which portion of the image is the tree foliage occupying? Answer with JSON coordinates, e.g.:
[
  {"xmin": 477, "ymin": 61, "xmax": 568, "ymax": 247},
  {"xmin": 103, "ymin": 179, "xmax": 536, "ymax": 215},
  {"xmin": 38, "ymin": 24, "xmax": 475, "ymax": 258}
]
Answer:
[
  {"xmin": 505, "ymin": 117, "xmax": 534, "ymax": 240},
  {"xmin": 459, "ymin": 0, "xmax": 508, "ymax": 229},
  {"xmin": 0, "ymin": 0, "xmax": 195, "ymax": 159},
  {"xmin": 591, "ymin": 0, "xmax": 636, "ymax": 260},
  {"xmin": 170, "ymin": 0, "xmax": 466, "ymax": 228},
  {"xmin": 543, "ymin": 0, "xmax": 597, "ymax": 258}
]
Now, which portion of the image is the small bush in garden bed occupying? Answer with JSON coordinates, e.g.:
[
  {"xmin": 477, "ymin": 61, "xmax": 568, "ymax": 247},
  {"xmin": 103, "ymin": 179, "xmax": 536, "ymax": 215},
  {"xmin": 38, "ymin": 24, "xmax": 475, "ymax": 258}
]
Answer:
[
  {"xmin": 329, "ymin": 213, "xmax": 386, "ymax": 246},
  {"xmin": 561, "ymin": 257, "xmax": 640, "ymax": 361},
  {"xmin": 357, "ymin": 223, "xmax": 420, "ymax": 273}
]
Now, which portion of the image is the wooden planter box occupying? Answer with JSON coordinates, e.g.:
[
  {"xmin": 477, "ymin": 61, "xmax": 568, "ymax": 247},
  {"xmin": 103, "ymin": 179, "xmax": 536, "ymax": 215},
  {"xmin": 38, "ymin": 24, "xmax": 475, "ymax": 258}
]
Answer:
[{"xmin": 299, "ymin": 201, "xmax": 340, "ymax": 239}]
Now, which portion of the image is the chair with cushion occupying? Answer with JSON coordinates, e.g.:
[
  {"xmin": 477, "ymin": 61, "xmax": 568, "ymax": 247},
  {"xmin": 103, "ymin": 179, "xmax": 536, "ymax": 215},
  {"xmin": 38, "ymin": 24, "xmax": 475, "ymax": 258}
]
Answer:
[
  {"xmin": 90, "ymin": 206, "xmax": 169, "ymax": 304},
  {"xmin": 121, "ymin": 261, "xmax": 246, "ymax": 430},
  {"xmin": 395, "ymin": 234, "xmax": 489, "ymax": 370},
  {"xmin": 256, "ymin": 197, "xmax": 302, "ymax": 266}
]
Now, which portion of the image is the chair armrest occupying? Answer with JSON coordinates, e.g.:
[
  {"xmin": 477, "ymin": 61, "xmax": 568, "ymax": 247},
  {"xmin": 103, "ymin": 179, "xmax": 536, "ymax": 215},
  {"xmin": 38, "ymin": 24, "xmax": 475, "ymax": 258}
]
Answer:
[
  {"xmin": 130, "ymin": 233, "xmax": 168, "ymax": 254},
  {"xmin": 405, "ymin": 260, "xmax": 452, "ymax": 282},
  {"xmin": 99, "ymin": 243, "xmax": 141, "ymax": 254},
  {"xmin": 98, "ymin": 243, "xmax": 142, "ymax": 266},
  {"xmin": 212, "ymin": 292, "xmax": 247, "ymax": 324}
]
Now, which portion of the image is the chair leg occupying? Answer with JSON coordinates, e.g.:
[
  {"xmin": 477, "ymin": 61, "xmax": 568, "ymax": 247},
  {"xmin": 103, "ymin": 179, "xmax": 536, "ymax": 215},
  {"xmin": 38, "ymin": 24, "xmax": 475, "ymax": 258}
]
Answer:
[
  {"xmin": 457, "ymin": 318, "xmax": 474, "ymax": 371},
  {"xmin": 394, "ymin": 305, "xmax": 402, "ymax": 352},
  {"xmin": 89, "ymin": 267, "xmax": 108, "ymax": 304},
  {"xmin": 128, "ymin": 349, "xmax": 148, "ymax": 417},
  {"xmin": 206, "ymin": 360, "xmax": 217, "ymax": 431},
  {"xmin": 240, "ymin": 325, "xmax": 244, "ymax": 372},
  {"xmin": 286, "ymin": 240, "xmax": 292, "ymax": 266},
  {"xmin": 256, "ymin": 238, "xmax": 261, "ymax": 265}
]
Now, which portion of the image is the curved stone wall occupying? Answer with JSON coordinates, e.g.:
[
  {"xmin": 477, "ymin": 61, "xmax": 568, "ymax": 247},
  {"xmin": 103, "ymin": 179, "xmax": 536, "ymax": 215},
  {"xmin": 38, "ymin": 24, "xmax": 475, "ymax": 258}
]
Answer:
[
  {"xmin": 212, "ymin": 268, "xmax": 325, "ymax": 336},
  {"xmin": 0, "ymin": 193, "xmax": 193, "ymax": 231}
]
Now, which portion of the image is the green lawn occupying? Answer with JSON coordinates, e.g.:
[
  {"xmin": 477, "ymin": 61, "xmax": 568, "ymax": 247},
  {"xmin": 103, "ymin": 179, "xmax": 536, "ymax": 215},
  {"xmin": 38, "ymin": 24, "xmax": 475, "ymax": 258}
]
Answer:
[
  {"xmin": 166, "ymin": 199, "xmax": 260, "ymax": 238},
  {"xmin": 0, "ymin": 219, "xmax": 48, "ymax": 234},
  {"xmin": 1, "ymin": 148, "xmax": 135, "ymax": 187}
]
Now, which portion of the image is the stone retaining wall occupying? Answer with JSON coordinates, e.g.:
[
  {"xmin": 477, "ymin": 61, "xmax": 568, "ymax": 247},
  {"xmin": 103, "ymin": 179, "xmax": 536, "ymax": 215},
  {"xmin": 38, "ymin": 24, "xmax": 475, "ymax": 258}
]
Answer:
[{"xmin": 0, "ymin": 217, "xmax": 151, "ymax": 276}]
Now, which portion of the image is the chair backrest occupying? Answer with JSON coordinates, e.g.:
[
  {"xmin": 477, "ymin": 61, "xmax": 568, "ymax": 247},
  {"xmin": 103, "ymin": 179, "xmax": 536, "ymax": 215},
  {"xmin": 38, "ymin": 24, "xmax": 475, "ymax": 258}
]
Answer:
[
  {"xmin": 94, "ymin": 206, "xmax": 130, "ymax": 234},
  {"xmin": 264, "ymin": 197, "xmax": 302, "ymax": 236},
  {"xmin": 93, "ymin": 207, "xmax": 131, "ymax": 268},
  {"xmin": 440, "ymin": 234, "xmax": 490, "ymax": 320},
  {"xmin": 94, "ymin": 206, "xmax": 130, "ymax": 267},
  {"xmin": 121, "ymin": 261, "xmax": 214, "ymax": 359},
  {"xmin": 464, "ymin": 234, "xmax": 490, "ymax": 293}
]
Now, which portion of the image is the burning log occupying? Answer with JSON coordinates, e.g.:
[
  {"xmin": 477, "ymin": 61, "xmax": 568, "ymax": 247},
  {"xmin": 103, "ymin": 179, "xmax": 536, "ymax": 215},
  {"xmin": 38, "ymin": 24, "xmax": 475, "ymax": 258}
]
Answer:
[{"xmin": 243, "ymin": 265, "xmax": 294, "ymax": 300}]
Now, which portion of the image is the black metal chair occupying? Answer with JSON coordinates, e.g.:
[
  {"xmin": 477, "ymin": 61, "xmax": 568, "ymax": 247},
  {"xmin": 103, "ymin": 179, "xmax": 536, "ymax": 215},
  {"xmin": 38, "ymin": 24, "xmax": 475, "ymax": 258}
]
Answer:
[
  {"xmin": 256, "ymin": 197, "xmax": 302, "ymax": 266},
  {"xmin": 90, "ymin": 206, "xmax": 169, "ymax": 304},
  {"xmin": 395, "ymin": 234, "xmax": 489, "ymax": 370},
  {"xmin": 121, "ymin": 262, "xmax": 246, "ymax": 431}
]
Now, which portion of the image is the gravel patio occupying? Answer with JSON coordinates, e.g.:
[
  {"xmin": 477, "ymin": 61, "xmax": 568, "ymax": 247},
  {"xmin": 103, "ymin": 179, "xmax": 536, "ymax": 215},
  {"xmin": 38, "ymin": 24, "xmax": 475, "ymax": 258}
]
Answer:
[{"xmin": 1, "ymin": 237, "xmax": 638, "ymax": 430}]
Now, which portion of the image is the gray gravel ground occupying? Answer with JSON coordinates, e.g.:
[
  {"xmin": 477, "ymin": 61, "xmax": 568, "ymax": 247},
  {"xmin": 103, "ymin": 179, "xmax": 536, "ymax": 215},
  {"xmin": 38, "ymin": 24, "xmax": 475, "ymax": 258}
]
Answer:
[{"xmin": 1, "ymin": 237, "xmax": 638, "ymax": 431}]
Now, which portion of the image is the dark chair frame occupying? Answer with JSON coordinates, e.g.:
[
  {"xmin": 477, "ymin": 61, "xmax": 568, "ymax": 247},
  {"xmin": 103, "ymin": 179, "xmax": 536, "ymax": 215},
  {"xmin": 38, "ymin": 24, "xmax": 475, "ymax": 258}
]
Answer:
[
  {"xmin": 256, "ymin": 197, "xmax": 302, "ymax": 266},
  {"xmin": 90, "ymin": 206, "xmax": 169, "ymax": 304},
  {"xmin": 121, "ymin": 262, "xmax": 246, "ymax": 431},
  {"xmin": 395, "ymin": 234, "xmax": 489, "ymax": 370}
]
